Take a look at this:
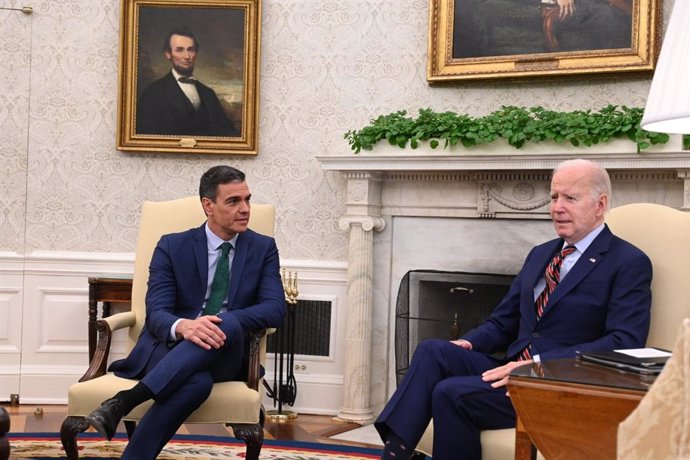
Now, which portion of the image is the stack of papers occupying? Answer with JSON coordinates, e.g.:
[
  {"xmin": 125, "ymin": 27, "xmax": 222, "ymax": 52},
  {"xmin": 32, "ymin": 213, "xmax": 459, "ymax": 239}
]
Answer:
[{"xmin": 578, "ymin": 348, "xmax": 672, "ymax": 375}]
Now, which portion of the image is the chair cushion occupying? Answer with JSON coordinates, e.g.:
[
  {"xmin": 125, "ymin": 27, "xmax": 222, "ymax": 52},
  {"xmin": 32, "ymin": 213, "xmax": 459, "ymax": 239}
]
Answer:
[
  {"xmin": 416, "ymin": 421, "xmax": 545, "ymax": 459},
  {"xmin": 67, "ymin": 373, "xmax": 262, "ymax": 424}
]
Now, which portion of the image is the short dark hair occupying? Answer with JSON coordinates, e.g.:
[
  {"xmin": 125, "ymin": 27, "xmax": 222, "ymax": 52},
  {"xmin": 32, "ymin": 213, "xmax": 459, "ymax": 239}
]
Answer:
[
  {"xmin": 163, "ymin": 26, "xmax": 200, "ymax": 52},
  {"xmin": 199, "ymin": 166, "xmax": 245, "ymax": 202}
]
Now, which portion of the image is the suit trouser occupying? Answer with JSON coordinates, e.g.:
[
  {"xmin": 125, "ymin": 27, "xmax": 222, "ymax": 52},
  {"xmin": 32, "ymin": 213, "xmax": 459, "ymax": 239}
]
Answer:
[
  {"xmin": 374, "ymin": 339, "xmax": 517, "ymax": 460},
  {"xmin": 121, "ymin": 313, "xmax": 244, "ymax": 460}
]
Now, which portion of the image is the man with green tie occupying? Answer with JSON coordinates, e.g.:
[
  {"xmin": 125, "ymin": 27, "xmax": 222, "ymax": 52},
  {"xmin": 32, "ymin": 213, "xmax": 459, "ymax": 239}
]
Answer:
[{"xmin": 85, "ymin": 165, "xmax": 285, "ymax": 459}]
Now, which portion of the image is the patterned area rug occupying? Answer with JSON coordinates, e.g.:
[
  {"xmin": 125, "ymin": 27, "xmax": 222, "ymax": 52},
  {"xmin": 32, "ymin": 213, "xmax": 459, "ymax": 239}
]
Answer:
[{"xmin": 9, "ymin": 433, "xmax": 382, "ymax": 459}]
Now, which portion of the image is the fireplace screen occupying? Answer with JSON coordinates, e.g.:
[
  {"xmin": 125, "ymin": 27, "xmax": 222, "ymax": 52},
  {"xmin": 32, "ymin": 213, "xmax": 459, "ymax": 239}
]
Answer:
[
  {"xmin": 395, "ymin": 270, "xmax": 515, "ymax": 385},
  {"xmin": 267, "ymin": 299, "xmax": 331, "ymax": 357}
]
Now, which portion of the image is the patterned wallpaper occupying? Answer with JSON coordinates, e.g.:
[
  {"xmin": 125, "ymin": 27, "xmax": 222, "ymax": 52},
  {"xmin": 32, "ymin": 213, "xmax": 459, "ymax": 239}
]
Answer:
[{"xmin": 0, "ymin": 0, "xmax": 665, "ymax": 260}]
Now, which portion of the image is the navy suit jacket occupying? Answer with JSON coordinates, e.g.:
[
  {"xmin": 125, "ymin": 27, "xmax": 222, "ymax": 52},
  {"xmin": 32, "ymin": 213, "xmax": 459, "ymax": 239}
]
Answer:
[
  {"xmin": 463, "ymin": 225, "xmax": 653, "ymax": 361},
  {"xmin": 109, "ymin": 225, "xmax": 286, "ymax": 379},
  {"xmin": 136, "ymin": 72, "xmax": 238, "ymax": 137}
]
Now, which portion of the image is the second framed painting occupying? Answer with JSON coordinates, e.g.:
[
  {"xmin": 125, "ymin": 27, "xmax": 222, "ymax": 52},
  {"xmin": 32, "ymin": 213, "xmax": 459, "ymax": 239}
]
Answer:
[
  {"xmin": 117, "ymin": 0, "xmax": 260, "ymax": 155},
  {"xmin": 428, "ymin": 0, "xmax": 661, "ymax": 82}
]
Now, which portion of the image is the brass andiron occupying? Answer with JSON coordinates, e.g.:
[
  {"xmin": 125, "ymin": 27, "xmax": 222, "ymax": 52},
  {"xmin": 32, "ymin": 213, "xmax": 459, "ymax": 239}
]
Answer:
[
  {"xmin": 449, "ymin": 286, "xmax": 473, "ymax": 340},
  {"xmin": 450, "ymin": 312, "xmax": 461, "ymax": 340},
  {"xmin": 283, "ymin": 269, "xmax": 299, "ymax": 305},
  {"xmin": 267, "ymin": 269, "xmax": 299, "ymax": 420}
]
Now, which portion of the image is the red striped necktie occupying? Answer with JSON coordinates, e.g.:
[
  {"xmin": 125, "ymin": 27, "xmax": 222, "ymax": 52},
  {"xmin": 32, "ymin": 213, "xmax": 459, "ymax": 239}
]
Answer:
[{"xmin": 520, "ymin": 245, "xmax": 577, "ymax": 361}]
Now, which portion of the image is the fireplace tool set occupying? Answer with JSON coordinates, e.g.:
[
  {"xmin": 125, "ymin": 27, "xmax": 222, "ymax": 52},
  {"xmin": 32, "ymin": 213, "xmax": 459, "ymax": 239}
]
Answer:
[{"xmin": 265, "ymin": 269, "xmax": 299, "ymax": 419}]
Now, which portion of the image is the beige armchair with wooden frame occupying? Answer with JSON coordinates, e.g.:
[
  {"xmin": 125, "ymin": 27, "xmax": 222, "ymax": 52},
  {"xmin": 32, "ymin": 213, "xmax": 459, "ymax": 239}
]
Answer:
[
  {"xmin": 414, "ymin": 203, "xmax": 690, "ymax": 460},
  {"xmin": 59, "ymin": 197, "xmax": 276, "ymax": 460}
]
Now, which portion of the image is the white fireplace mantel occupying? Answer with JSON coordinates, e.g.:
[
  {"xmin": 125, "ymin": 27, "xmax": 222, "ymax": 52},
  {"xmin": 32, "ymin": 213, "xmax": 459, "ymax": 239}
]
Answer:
[
  {"xmin": 320, "ymin": 141, "xmax": 690, "ymax": 170},
  {"xmin": 318, "ymin": 143, "xmax": 690, "ymax": 422}
]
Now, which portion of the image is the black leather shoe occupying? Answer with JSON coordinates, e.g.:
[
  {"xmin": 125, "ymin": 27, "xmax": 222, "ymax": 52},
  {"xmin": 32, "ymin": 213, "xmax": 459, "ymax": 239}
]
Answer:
[{"xmin": 85, "ymin": 397, "xmax": 124, "ymax": 441}]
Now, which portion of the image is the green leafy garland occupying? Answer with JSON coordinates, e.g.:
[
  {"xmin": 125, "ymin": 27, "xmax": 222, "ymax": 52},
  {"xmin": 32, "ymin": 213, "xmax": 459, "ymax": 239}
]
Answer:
[{"xmin": 344, "ymin": 105, "xmax": 670, "ymax": 154}]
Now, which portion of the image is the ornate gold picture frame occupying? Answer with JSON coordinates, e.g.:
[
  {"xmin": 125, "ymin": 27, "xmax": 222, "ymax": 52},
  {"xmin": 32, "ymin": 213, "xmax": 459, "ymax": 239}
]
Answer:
[
  {"xmin": 117, "ymin": 0, "xmax": 260, "ymax": 155},
  {"xmin": 427, "ymin": 0, "xmax": 661, "ymax": 82}
]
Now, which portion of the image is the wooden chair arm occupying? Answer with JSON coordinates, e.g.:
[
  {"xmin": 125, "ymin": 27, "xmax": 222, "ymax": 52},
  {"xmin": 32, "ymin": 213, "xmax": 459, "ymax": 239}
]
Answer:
[
  {"xmin": 78, "ymin": 311, "xmax": 137, "ymax": 382},
  {"xmin": 246, "ymin": 328, "xmax": 274, "ymax": 391},
  {"xmin": 79, "ymin": 320, "xmax": 114, "ymax": 382},
  {"xmin": 101, "ymin": 311, "xmax": 137, "ymax": 331}
]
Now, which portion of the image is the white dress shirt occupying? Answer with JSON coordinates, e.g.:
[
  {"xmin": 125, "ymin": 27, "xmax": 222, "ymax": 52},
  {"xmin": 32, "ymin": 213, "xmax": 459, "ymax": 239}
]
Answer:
[
  {"xmin": 171, "ymin": 68, "xmax": 201, "ymax": 109},
  {"xmin": 169, "ymin": 223, "xmax": 239, "ymax": 340}
]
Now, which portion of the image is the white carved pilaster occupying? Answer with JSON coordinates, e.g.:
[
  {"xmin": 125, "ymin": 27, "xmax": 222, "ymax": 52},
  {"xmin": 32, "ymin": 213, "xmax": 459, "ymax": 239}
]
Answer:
[
  {"xmin": 336, "ymin": 173, "xmax": 385, "ymax": 422},
  {"xmin": 677, "ymin": 169, "xmax": 690, "ymax": 210}
]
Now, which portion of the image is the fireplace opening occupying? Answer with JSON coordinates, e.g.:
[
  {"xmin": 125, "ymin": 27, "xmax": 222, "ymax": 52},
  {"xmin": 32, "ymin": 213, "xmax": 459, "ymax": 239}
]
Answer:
[{"xmin": 395, "ymin": 270, "xmax": 515, "ymax": 385}]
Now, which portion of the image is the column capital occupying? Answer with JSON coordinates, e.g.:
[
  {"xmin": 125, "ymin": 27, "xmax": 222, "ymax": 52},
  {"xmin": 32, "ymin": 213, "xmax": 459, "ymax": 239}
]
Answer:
[
  {"xmin": 339, "ymin": 168, "xmax": 386, "ymax": 229},
  {"xmin": 338, "ymin": 215, "xmax": 386, "ymax": 232}
]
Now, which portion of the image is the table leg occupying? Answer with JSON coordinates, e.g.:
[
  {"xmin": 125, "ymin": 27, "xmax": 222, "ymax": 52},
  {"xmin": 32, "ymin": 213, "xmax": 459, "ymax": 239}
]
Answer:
[{"xmin": 515, "ymin": 416, "xmax": 537, "ymax": 460}]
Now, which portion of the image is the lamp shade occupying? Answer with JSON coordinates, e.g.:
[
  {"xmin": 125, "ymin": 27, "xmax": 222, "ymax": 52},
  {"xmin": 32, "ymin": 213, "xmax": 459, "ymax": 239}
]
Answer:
[{"xmin": 641, "ymin": 0, "xmax": 690, "ymax": 134}]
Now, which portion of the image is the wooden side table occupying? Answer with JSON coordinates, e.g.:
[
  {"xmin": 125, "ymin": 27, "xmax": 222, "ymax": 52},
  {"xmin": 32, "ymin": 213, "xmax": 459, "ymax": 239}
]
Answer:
[
  {"xmin": 88, "ymin": 276, "xmax": 133, "ymax": 362},
  {"xmin": 508, "ymin": 358, "xmax": 653, "ymax": 460}
]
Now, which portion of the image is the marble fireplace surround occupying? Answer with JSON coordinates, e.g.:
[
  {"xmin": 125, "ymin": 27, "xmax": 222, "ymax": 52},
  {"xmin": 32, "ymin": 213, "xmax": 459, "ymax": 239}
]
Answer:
[{"xmin": 318, "ymin": 143, "xmax": 690, "ymax": 422}]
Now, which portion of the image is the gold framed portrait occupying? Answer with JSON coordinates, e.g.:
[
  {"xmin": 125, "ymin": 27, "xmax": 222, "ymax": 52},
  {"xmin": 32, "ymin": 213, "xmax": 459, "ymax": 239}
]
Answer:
[
  {"xmin": 427, "ymin": 0, "xmax": 661, "ymax": 82},
  {"xmin": 117, "ymin": 0, "xmax": 260, "ymax": 154}
]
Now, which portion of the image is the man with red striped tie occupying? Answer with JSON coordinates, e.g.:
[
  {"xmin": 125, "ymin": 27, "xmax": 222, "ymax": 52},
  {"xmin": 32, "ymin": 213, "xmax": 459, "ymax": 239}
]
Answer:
[{"xmin": 375, "ymin": 158, "xmax": 652, "ymax": 460}]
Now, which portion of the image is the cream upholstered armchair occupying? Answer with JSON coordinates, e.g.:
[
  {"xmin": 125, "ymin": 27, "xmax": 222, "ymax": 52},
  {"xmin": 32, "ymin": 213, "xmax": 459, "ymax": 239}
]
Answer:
[
  {"xmin": 59, "ymin": 197, "xmax": 276, "ymax": 460},
  {"xmin": 613, "ymin": 204, "xmax": 690, "ymax": 458},
  {"xmin": 605, "ymin": 203, "xmax": 690, "ymax": 352},
  {"xmin": 414, "ymin": 203, "xmax": 690, "ymax": 460}
]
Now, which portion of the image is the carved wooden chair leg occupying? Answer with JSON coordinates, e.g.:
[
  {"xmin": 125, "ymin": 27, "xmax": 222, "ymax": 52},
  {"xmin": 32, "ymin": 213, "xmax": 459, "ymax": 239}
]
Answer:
[
  {"xmin": 229, "ymin": 422, "xmax": 264, "ymax": 460},
  {"xmin": 0, "ymin": 407, "xmax": 10, "ymax": 460},
  {"xmin": 60, "ymin": 416, "xmax": 90, "ymax": 460}
]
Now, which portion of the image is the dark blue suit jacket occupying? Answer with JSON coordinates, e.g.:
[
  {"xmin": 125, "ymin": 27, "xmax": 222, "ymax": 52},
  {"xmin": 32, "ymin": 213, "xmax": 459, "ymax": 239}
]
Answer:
[
  {"xmin": 136, "ymin": 72, "xmax": 238, "ymax": 137},
  {"xmin": 463, "ymin": 225, "xmax": 653, "ymax": 361},
  {"xmin": 109, "ymin": 225, "xmax": 286, "ymax": 378}
]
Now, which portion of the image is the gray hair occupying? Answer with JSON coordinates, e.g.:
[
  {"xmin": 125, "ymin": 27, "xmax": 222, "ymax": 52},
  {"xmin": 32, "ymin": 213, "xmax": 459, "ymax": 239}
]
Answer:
[{"xmin": 553, "ymin": 159, "xmax": 611, "ymax": 211}]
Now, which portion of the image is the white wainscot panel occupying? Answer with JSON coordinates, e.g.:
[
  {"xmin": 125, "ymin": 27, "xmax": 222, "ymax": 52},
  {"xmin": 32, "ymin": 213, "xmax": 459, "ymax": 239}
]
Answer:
[
  {"xmin": 0, "ymin": 287, "xmax": 23, "ymax": 354},
  {"xmin": 0, "ymin": 259, "xmax": 24, "ymax": 398},
  {"xmin": 18, "ymin": 251, "xmax": 133, "ymax": 403}
]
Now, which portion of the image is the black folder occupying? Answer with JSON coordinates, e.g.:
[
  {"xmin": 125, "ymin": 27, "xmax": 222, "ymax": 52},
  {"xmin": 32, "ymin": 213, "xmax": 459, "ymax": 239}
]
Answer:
[{"xmin": 578, "ymin": 349, "xmax": 671, "ymax": 375}]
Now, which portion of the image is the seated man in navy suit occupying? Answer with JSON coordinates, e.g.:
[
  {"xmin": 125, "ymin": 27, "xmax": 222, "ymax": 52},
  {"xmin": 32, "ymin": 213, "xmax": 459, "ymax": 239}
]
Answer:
[
  {"xmin": 375, "ymin": 159, "xmax": 653, "ymax": 460},
  {"xmin": 85, "ymin": 165, "xmax": 285, "ymax": 459}
]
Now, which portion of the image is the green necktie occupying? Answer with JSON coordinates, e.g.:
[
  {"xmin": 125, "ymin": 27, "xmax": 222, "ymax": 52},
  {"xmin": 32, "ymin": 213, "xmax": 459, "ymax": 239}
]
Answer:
[{"xmin": 205, "ymin": 242, "xmax": 232, "ymax": 316}]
